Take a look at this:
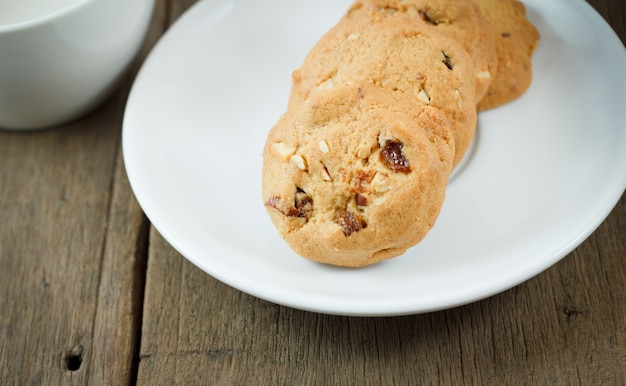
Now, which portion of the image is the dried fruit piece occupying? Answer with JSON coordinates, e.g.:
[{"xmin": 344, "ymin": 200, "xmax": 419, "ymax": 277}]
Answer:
[
  {"xmin": 335, "ymin": 209, "xmax": 366, "ymax": 236},
  {"xmin": 265, "ymin": 195, "xmax": 281, "ymax": 210},
  {"xmin": 441, "ymin": 51, "xmax": 454, "ymax": 70},
  {"xmin": 418, "ymin": 10, "xmax": 439, "ymax": 25},
  {"xmin": 352, "ymin": 170, "xmax": 374, "ymax": 193},
  {"xmin": 265, "ymin": 190, "xmax": 313, "ymax": 219},
  {"xmin": 381, "ymin": 140, "xmax": 411, "ymax": 172},
  {"xmin": 355, "ymin": 193, "xmax": 368, "ymax": 206},
  {"xmin": 295, "ymin": 189, "xmax": 313, "ymax": 211},
  {"xmin": 287, "ymin": 188, "xmax": 313, "ymax": 218}
]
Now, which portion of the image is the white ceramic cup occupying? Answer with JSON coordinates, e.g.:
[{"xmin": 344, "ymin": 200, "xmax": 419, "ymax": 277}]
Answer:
[{"xmin": 0, "ymin": 0, "xmax": 155, "ymax": 130}]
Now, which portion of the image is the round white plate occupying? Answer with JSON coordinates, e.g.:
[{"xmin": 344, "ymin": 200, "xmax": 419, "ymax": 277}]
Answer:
[{"xmin": 123, "ymin": 0, "xmax": 626, "ymax": 316}]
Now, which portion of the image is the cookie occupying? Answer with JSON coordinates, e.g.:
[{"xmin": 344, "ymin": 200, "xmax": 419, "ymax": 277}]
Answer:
[
  {"xmin": 263, "ymin": 81, "xmax": 454, "ymax": 267},
  {"xmin": 355, "ymin": 0, "xmax": 498, "ymax": 103},
  {"xmin": 289, "ymin": 8, "xmax": 476, "ymax": 168},
  {"xmin": 473, "ymin": 0, "xmax": 540, "ymax": 111}
]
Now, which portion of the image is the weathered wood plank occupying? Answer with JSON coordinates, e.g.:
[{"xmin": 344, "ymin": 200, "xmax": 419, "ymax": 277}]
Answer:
[
  {"xmin": 136, "ymin": 228, "xmax": 186, "ymax": 385},
  {"xmin": 0, "ymin": 88, "xmax": 122, "ymax": 385},
  {"xmin": 0, "ymin": 2, "xmax": 166, "ymax": 385},
  {"xmin": 85, "ymin": 1, "xmax": 167, "ymax": 384}
]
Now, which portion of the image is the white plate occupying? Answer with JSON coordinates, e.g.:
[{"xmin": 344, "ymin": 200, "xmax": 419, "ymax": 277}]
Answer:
[{"xmin": 123, "ymin": 0, "xmax": 626, "ymax": 316}]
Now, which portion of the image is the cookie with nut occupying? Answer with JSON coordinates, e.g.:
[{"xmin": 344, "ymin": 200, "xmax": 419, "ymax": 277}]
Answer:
[{"xmin": 262, "ymin": 81, "xmax": 454, "ymax": 267}]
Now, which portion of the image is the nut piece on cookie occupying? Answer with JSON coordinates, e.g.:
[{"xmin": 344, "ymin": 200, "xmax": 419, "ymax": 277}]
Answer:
[{"xmin": 271, "ymin": 142, "xmax": 296, "ymax": 160}]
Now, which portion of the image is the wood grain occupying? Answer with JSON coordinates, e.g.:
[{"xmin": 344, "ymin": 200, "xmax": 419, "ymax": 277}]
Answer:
[
  {"xmin": 0, "ymin": 1, "xmax": 165, "ymax": 384},
  {"xmin": 86, "ymin": 1, "xmax": 166, "ymax": 383},
  {"xmin": 0, "ymin": 84, "xmax": 121, "ymax": 384}
]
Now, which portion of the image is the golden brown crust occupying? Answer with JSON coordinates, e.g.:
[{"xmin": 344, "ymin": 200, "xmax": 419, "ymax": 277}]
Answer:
[
  {"xmin": 355, "ymin": 0, "xmax": 498, "ymax": 103},
  {"xmin": 289, "ymin": 8, "xmax": 476, "ymax": 168},
  {"xmin": 473, "ymin": 0, "xmax": 540, "ymax": 111},
  {"xmin": 263, "ymin": 81, "xmax": 454, "ymax": 267}
]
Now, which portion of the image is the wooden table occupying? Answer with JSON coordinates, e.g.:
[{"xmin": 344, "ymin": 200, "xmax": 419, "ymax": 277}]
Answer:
[{"xmin": 1, "ymin": 1, "xmax": 624, "ymax": 384}]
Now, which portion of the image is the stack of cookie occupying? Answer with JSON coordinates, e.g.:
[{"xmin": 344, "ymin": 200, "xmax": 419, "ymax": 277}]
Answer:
[{"xmin": 262, "ymin": 0, "xmax": 539, "ymax": 267}]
